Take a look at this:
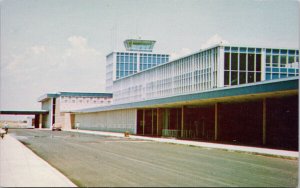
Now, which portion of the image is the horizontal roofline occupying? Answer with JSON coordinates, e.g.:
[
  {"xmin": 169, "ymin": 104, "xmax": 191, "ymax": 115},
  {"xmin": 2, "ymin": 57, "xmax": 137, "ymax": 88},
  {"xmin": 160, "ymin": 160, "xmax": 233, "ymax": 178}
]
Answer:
[
  {"xmin": 106, "ymin": 51, "xmax": 170, "ymax": 57},
  {"xmin": 0, "ymin": 110, "xmax": 49, "ymax": 115},
  {"xmin": 114, "ymin": 44, "xmax": 299, "ymax": 82},
  {"xmin": 73, "ymin": 77, "xmax": 299, "ymax": 113},
  {"xmin": 38, "ymin": 92, "xmax": 113, "ymax": 102}
]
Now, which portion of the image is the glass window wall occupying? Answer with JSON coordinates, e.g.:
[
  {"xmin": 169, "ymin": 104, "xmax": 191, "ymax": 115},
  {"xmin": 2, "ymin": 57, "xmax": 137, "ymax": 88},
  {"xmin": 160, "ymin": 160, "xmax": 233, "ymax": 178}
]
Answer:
[{"xmin": 224, "ymin": 47, "xmax": 262, "ymax": 86}]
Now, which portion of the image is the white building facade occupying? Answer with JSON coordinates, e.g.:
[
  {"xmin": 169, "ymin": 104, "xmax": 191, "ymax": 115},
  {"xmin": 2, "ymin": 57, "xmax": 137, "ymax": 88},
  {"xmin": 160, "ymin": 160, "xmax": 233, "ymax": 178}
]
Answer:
[
  {"xmin": 112, "ymin": 45, "xmax": 299, "ymax": 104},
  {"xmin": 38, "ymin": 92, "xmax": 113, "ymax": 129}
]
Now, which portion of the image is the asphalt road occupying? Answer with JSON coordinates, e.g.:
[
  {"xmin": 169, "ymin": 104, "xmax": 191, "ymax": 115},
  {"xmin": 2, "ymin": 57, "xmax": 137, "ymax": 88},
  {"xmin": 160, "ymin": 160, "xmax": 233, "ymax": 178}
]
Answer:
[{"xmin": 10, "ymin": 129, "xmax": 298, "ymax": 187}]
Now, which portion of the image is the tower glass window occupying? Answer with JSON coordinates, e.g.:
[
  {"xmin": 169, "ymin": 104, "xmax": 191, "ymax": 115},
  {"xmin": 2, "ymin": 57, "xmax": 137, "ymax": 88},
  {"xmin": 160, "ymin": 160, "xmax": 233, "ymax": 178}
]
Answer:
[{"xmin": 265, "ymin": 48, "xmax": 299, "ymax": 80}]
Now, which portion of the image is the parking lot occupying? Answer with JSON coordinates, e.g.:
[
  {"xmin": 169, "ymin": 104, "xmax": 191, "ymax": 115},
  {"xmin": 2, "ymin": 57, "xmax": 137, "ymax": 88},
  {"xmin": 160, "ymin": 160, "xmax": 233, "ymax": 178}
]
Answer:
[{"xmin": 10, "ymin": 129, "xmax": 298, "ymax": 187}]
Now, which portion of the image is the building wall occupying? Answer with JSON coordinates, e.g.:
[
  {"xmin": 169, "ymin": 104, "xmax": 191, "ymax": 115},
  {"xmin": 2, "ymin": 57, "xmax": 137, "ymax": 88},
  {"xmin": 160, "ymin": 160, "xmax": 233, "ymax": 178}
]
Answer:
[
  {"xmin": 54, "ymin": 97, "xmax": 64, "ymax": 128},
  {"xmin": 75, "ymin": 109, "xmax": 137, "ymax": 133},
  {"xmin": 41, "ymin": 98, "xmax": 52, "ymax": 128},
  {"xmin": 60, "ymin": 96, "xmax": 112, "ymax": 111},
  {"xmin": 51, "ymin": 96, "xmax": 113, "ymax": 130},
  {"xmin": 113, "ymin": 47, "xmax": 219, "ymax": 104},
  {"xmin": 106, "ymin": 53, "xmax": 114, "ymax": 93}
]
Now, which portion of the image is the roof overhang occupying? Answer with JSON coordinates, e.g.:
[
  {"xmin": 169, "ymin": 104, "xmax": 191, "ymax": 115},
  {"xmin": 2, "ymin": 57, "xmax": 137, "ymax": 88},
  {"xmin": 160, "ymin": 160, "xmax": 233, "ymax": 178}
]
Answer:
[
  {"xmin": 0, "ymin": 110, "xmax": 49, "ymax": 115},
  {"xmin": 37, "ymin": 93, "xmax": 58, "ymax": 102},
  {"xmin": 73, "ymin": 77, "xmax": 299, "ymax": 113},
  {"xmin": 38, "ymin": 92, "xmax": 113, "ymax": 102}
]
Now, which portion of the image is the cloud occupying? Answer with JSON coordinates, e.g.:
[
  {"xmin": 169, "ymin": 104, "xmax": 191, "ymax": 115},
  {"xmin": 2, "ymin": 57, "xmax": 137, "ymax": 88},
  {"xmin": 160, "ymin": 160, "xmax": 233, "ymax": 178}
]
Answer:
[
  {"xmin": 170, "ymin": 48, "xmax": 192, "ymax": 60},
  {"xmin": 67, "ymin": 35, "xmax": 87, "ymax": 48},
  {"xmin": 1, "ymin": 35, "xmax": 106, "ymax": 110},
  {"xmin": 30, "ymin": 45, "xmax": 46, "ymax": 55},
  {"xmin": 200, "ymin": 34, "xmax": 229, "ymax": 49},
  {"xmin": 62, "ymin": 35, "xmax": 102, "ymax": 69}
]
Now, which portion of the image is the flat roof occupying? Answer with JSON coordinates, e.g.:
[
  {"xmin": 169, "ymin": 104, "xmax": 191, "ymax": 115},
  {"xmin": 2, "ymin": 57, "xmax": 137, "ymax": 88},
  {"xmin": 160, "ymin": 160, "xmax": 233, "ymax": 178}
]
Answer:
[
  {"xmin": 73, "ymin": 77, "xmax": 298, "ymax": 113},
  {"xmin": 0, "ymin": 110, "xmax": 49, "ymax": 115},
  {"xmin": 38, "ymin": 92, "xmax": 113, "ymax": 102}
]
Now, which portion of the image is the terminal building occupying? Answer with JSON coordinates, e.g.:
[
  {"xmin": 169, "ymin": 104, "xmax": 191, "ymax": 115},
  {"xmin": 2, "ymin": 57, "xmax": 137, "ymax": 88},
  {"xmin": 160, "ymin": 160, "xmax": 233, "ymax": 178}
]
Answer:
[{"xmin": 38, "ymin": 41, "xmax": 299, "ymax": 151}]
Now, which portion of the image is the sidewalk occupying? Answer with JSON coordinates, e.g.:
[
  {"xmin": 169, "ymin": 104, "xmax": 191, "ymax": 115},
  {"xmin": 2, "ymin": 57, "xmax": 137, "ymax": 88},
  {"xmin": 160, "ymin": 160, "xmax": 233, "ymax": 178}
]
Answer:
[
  {"xmin": 0, "ymin": 134, "xmax": 76, "ymax": 187},
  {"xmin": 67, "ymin": 129, "xmax": 299, "ymax": 158}
]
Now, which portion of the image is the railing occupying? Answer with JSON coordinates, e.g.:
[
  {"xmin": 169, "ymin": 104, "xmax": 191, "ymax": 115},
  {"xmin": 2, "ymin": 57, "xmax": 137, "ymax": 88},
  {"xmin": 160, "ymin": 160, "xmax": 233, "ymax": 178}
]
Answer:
[
  {"xmin": 162, "ymin": 129, "xmax": 179, "ymax": 138},
  {"xmin": 162, "ymin": 129, "xmax": 194, "ymax": 138}
]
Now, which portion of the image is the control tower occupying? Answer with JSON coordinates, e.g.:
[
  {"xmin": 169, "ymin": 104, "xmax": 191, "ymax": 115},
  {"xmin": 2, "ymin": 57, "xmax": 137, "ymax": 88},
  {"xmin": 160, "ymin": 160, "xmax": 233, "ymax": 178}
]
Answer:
[
  {"xmin": 106, "ymin": 39, "xmax": 169, "ymax": 92},
  {"xmin": 123, "ymin": 39, "xmax": 156, "ymax": 52}
]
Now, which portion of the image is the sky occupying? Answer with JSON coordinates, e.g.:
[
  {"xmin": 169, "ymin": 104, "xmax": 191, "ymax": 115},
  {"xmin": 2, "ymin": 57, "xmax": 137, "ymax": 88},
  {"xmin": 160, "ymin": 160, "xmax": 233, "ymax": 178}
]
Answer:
[{"xmin": 0, "ymin": 0, "xmax": 299, "ymax": 113}]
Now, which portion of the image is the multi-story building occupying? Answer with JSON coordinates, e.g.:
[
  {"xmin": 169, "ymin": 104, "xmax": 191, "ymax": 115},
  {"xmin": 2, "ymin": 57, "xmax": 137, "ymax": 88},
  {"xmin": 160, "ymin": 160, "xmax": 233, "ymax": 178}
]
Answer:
[
  {"xmin": 112, "ymin": 45, "xmax": 299, "ymax": 104},
  {"xmin": 38, "ymin": 92, "xmax": 112, "ymax": 129},
  {"xmin": 106, "ymin": 39, "xmax": 169, "ymax": 92}
]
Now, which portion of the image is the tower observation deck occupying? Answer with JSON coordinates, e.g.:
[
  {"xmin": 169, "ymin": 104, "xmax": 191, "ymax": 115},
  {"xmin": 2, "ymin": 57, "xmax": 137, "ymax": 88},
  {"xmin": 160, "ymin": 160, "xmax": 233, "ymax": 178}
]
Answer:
[{"xmin": 124, "ymin": 39, "xmax": 156, "ymax": 52}]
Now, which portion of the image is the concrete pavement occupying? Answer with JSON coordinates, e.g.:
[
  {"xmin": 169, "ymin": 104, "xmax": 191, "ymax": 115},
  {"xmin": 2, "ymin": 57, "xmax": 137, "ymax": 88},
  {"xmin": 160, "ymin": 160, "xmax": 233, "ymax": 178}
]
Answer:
[
  {"xmin": 0, "ymin": 128, "xmax": 297, "ymax": 187},
  {"xmin": 67, "ymin": 129, "xmax": 299, "ymax": 158},
  {"xmin": 0, "ymin": 134, "xmax": 76, "ymax": 187}
]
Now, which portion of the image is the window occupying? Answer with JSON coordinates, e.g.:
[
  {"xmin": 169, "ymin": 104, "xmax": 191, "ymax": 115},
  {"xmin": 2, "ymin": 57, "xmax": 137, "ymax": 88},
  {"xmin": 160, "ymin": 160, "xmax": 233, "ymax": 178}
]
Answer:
[
  {"xmin": 224, "ymin": 53, "xmax": 230, "ymax": 70},
  {"xmin": 248, "ymin": 48, "xmax": 255, "ymax": 53},
  {"xmin": 239, "ymin": 72, "xmax": 246, "ymax": 84},
  {"xmin": 248, "ymin": 72, "xmax": 254, "ymax": 83},
  {"xmin": 266, "ymin": 55, "xmax": 271, "ymax": 67},
  {"xmin": 239, "ymin": 53, "xmax": 246, "ymax": 71},
  {"xmin": 280, "ymin": 49, "xmax": 287, "ymax": 54},
  {"xmin": 272, "ymin": 55, "xmax": 279, "ymax": 67},
  {"xmin": 256, "ymin": 48, "xmax": 261, "ymax": 53},
  {"xmin": 256, "ymin": 72, "xmax": 261, "ymax": 82},
  {"xmin": 248, "ymin": 54, "xmax": 254, "ymax": 71},
  {"xmin": 240, "ymin": 48, "xmax": 247, "ymax": 53},
  {"xmin": 231, "ymin": 53, "xmax": 238, "ymax": 70},
  {"xmin": 280, "ymin": 55, "xmax": 287, "ymax": 67},
  {"xmin": 272, "ymin": 49, "xmax": 279, "ymax": 54},
  {"xmin": 256, "ymin": 54, "xmax": 261, "ymax": 71},
  {"xmin": 281, "ymin": 74, "xmax": 287, "ymax": 78},
  {"xmin": 288, "ymin": 56, "xmax": 295, "ymax": 64},
  {"xmin": 231, "ymin": 47, "xmax": 238, "ymax": 52},
  {"xmin": 231, "ymin": 71, "xmax": 238, "ymax": 85},
  {"xmin": 272, "ymin": 73, "xmax": 279, "ymax": 79}
]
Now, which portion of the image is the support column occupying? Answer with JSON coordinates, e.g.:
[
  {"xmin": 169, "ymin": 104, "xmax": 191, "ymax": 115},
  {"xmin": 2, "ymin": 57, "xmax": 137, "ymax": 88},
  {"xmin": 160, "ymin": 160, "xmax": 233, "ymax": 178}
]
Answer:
[
  {"xmin": 64, "ymin": 113, "xmax": 72, "ymax": 130},
  {"xmin": 214, "ymin": 103, "xmax": 218, "ymax": 141},
  {"xmin": 143, "ymin": 109, "xmax": 145, "ymax": 135},
  {"xmin": 156, "ymin": 108, "xmax": 163, "ymax": 136},
  {"xmin": 262, "ymin": 98, "xmax": 267, "ymax": 145},
  {"xmin": 151, "ymin": 109, "xmax": 154, "ymax": 136},
  {"xmin": 181, "ymin": 106, "xmax": 185, "ymax": 138},
  {"xmin": 39, "ymin": 114, "xmax": 43, "ymax": 129},
  {"xmin": 34, "ymin": 114, "xmax": 39, "ymax": 128},
  {"xmin": 157, "ymin": 109, "xmax": 159, "ymax": 136}
]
